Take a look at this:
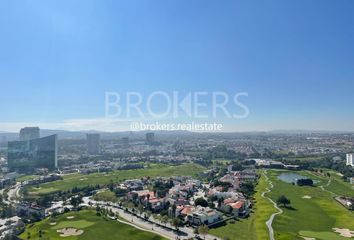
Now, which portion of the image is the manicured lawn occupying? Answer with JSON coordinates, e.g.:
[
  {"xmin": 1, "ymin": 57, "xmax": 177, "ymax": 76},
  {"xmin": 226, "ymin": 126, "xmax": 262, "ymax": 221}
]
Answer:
[
  {"xmin": 305, "ymin": 170, "xmax": 354, "ymax": 197},
  {"xmin": 266, "ymin": 170, "xmax": 354, "ymax": 240},
  {"xmin": 51, "ymin": 220, "xmax": 95, "ymax": 230},
  {"xmin": 325, "ymin": 174, "xmax": 354, "ymax": 197},
  {"xmin": 212, "ymin": 158, "xmax": 232, "ymax": 165},
  {"xmin": 210, "ymin": 171, "xmax": 273, "ymax": 240},
  {"xmin": 93, "ymin": 190, "xmax": 119, "ymax": 203},
  {"xmin": 19, "ymin": 210, "xmax": 167, "ymax": 240},
  {"xmin": 299, "ymin": 231, "xmax": 351, "ymax": 240},
  {"xmin": 28, "ymin": 163, "xmax": 205, "ymax": 195},
  {"xmin": 17, "ymin": 174, "xmax": 39, "ymax": 182}
]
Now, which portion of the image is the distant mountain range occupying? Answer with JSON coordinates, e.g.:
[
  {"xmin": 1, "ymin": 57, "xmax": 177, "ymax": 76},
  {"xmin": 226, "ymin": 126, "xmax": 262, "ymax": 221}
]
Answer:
[
  {"xmin": 0, "ymin": 129, "xmax": 195, "ymax": 141},
  {"xmin": 0, "ymin": 129, "xmax": 353, "ymax": 141}
]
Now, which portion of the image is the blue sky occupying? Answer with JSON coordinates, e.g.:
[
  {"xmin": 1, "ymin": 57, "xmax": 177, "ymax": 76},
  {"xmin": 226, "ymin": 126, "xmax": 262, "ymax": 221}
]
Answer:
[{"xmin": 1, "ymin": 0, "xmax": 354, "ymax": 132}]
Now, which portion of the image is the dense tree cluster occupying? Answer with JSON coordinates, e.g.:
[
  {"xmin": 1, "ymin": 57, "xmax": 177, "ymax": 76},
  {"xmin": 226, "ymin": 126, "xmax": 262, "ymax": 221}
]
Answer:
[{"xmin": 296, "ymin": 178, "xmax": 313, "ymax": 186}]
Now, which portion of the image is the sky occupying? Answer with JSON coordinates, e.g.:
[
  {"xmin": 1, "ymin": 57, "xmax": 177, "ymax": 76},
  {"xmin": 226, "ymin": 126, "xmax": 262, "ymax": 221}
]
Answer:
[{"xmin": 0, "ymin": 0, "xmax": 354, "ymax": 132}]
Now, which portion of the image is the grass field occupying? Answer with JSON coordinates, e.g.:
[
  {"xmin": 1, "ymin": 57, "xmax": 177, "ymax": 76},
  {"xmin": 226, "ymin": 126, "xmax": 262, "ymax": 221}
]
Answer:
[
  {"xmin": 19, "ymin": 210, "xmax": 166, "ymax": 240},
  {"xmin": 28, "ymin": 163, "xmax": 205, "ymax": 195},
  {"xmin": 212, "ymin": 158, "xmax": 233, "ymax": 165},
  {"xmin": 210, "ymin": 169, "xmax": 354, "ymax": 240},
  {"xmin": 324, "ymin": 172, "xmax": 354, "ymax": 197},
  {"xmin": 305, "ymin": 170, "xmax": 354, "ymax": 197},
  {"xmin": 210, "ymin": 171, "xmax": 273, "ymax": 240},
  {"xmin": 16, "ymin": 174, "xmax": 40, "ymax": 182},
  {"xmin": 285, "ymin": 156, "xmax": 324, "ymax": 162},
  {"xmin": 266, "ymin": 170, "xmax": 354, "ymax": 240},
  {"xmin": 93, "ymin": 190, "xmax": 119, "ymax": 203}
]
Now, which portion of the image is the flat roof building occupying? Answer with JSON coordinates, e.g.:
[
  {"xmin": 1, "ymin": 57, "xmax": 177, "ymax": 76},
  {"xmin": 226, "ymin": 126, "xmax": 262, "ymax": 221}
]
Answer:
[
  {"xmin": 346, "ymin": 153, "xmax": 354, "ymax": 167},
  {"xmin": 19, "ymin": 127, "xmax": 40, "ymax": 141},
  {"xmin": 87, "ymin": 133, "xmax": 100, "ymax": 155}
]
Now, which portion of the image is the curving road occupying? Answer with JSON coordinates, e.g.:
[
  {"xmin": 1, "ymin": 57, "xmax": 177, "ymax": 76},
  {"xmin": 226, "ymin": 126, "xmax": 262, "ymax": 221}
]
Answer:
[
  {"xmin": 82, "ymin": 197, "xmax": 221, "ymax": 240},
  {"xmin": 261, "ymin": 172, "xmax": 283, "ymax": 240}
]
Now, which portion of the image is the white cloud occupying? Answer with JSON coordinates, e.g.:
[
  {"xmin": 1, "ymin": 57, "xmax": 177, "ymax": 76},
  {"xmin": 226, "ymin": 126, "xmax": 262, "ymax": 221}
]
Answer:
[{"xmin": 0, "ymin": 118, "xmax": 139, "ymax": 132}]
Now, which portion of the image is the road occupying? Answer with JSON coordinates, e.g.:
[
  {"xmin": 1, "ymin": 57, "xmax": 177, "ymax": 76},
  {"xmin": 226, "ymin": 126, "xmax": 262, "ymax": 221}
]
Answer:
[
  {"xmin": 83, "ymin": 197, "xmax": 221, "ymax": 240},
  {"xmin": 3, "ymin": 182, "xmax": 21, "ymax": 205},
  {"xmin": 261, "ymin": 172, "xmax": 283, "ymax": 240}
]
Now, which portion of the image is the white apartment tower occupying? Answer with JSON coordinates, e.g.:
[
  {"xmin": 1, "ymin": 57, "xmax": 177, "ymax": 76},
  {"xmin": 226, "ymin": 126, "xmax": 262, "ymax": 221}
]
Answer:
[{"xmin": 346, "ymin": 153, "xmax": 354, "ymax": 167}]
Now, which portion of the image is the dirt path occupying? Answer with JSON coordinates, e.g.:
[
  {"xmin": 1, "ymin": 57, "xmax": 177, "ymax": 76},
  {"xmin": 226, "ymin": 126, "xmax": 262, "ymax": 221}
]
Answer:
[
  {"xmin": 306, "ymin": 171, "xmax": 335, "ymax": 195},
  {"xmin": 261, "ymin": 171, "xmax": 283, "ymax": 240}
]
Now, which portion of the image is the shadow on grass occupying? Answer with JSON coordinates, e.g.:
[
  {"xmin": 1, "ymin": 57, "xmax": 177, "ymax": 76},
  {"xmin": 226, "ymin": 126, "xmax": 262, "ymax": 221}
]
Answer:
[{"xmin": 281, "ymin": 205, "xmax": 297, "ymax": 211}]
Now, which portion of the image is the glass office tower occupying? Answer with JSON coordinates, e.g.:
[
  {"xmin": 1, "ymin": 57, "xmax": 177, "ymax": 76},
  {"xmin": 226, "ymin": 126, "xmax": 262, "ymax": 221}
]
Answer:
[{"xmin": 7, "ymin": 135, "xmax": 58, "ymax": 172}]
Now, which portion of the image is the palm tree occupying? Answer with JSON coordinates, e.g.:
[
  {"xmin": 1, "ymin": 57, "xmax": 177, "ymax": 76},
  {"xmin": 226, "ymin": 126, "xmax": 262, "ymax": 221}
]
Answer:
[
  {"xmin": 198, "ymin": 225, "xmax": 209, "ymax": 240},
  {"xmin": 161, "ymin": 215, "xmax": 169, "ymax": 227},
  {"xmin": 171, "ymin": 218, "xmax": 181, "ymax": 231}
]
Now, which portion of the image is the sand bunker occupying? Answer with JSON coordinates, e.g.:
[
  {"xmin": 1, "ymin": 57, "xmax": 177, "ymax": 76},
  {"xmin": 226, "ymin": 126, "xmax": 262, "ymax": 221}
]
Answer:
[
  {"xmin": 66, "ymin": 216, "xmax": 75, "ymax": 219},
  {"xmin": 57, "ymin": 228, "xmax": 83, "ymax": 237},
  {"xmin": 49, "ymin": 222, "xmax": 57, "ymax": 226},
  {"xmin": 302, "ymin": 195, "xmax": 312, "ymax": 199},
  {"xmin": 333, "ymin": 228, "xmax": 354, "ymax": 238},
  {"xmin": 301, "ymin": 237, "xmax": 315, "ymax": 240}
]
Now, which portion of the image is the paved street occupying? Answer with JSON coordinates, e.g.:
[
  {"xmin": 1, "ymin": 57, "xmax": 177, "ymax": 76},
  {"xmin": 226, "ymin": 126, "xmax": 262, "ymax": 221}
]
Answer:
[{"xmin": 83, "ymin": 197, "xmax": 221, "ymax": 240}]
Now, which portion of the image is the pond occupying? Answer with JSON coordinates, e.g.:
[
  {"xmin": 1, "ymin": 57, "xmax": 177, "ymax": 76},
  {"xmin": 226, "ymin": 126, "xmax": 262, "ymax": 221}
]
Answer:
[{"xmin": 278, "ymin": 172, "xmax": 308, "ymax": 184}]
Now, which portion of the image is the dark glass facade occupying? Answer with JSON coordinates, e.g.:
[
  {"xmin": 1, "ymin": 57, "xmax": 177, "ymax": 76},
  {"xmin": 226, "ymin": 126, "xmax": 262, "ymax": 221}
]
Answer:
[{"xmin": 7, "ymin": 135, "xmax": 57, "ymax": 172}]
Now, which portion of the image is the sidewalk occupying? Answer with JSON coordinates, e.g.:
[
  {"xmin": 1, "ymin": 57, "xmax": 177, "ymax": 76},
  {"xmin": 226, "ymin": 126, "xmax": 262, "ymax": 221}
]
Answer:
[{"xmin": 83, "ymin": 197, "xmax": 221, "ymax": 240}]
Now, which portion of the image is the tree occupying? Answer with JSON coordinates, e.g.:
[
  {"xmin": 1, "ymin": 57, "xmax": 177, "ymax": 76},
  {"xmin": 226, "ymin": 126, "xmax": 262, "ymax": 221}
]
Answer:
[
  {"xmin": 276, "ymin": 195, "xmax": 291, "ymax": 207},
  {"xmin": 145, "ymin": 211, "xmax": 152, "ymax": 220},
  {"xmin": 108, "ymin": 180, "xmax": 114, "ymax": 191},
  {"xmin": 161, "ymin": 215, "xmax": 169, "ymax": 227},
  {"xmin": 194, "ymin": 198, "xmax": 208, "ymax": 207},
  {"xmin": 296, "ymin": 178, "xmax": 313, "ymax": 186},
  {"xmin": 96, "ymin": 205, "xmax": 101, "ymax": 216},
  {"xmin": 70, "ymin": 195, "xmax": 83, "ymax": 209},
  {"xmin": 239, "ymin": 181, "xmax": 255, "ymax": 197},
  {"xmin": 137, "ymin": 204, "xmax": 144, "ymax": 216},
  {"xmin": 171, "ymin": 217, "xmax": 181, "ymax": 231},
  {"xmin": 198, "ymin": 225, "xmax": 209, "ymax": 240}
]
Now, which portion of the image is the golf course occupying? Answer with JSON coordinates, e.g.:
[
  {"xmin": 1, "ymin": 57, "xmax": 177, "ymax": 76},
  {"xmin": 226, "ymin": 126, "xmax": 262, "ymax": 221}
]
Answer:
[
  {"xmin": 19, "ymin": 210, "xmax": 166, "ymax": 240},
  {"xmin": 210, "ymin": 172, "xmax": 274, "ymax": 240},
  {"xmin": 211, "ymin": 169, "xmax": 354, "ymax": 240},
  {"xmin": 27, "ymin": 163, "xmax": 205, "ymax": 195},
  {"xmin": 265, "ymin": 170, "xmax": 354, "ymax": 240}
]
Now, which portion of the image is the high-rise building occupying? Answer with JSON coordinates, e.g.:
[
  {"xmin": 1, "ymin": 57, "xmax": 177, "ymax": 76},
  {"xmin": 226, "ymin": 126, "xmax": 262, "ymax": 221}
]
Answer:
[
  {"xmin": 19, "ymin": 127, "xmax": 40, "ymax": 141},
  {"xmin": 146, "ymin": 132, "xmax": 155, "ymax": 145},
  {"xmin": 346, "ymin": 153, "xmax": 354, "ymax": 167},
  {"xmin": 87, "ymin": 133, "xmax": 100, "ymax": 155},
  {"xmin": 7, "ymin": 134, "xmax": 58, "ymax": 173}
]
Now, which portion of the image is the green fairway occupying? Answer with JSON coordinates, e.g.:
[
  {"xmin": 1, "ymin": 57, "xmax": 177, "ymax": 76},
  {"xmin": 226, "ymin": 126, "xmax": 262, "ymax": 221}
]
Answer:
[
  {"xmin": 305, "ymin": 170, "xmax": 354, "ymax": 197},
  {"xmin": 210, "ymin": 171, "xmax": 274, "ymax": 240},
  {"xmin": 16, "ymin": 174, "xmax": 40, "ymax": 182},
  {"xmin": 19, "ymin": 210, "xmax": 167, "ymax": 240},
  {"xmin": 51, "ymin": 220, "xmax": 95, "ymax": 230},
  {"xmin": 28, "ymin": 163, "xmax": 205, "ymax": 195},
  {"xmin": 324, "ymin": 173, "xmax": 354, "ymax": 197},
  {"xmin": 266, "ymin": 170, "xmax": 354, "ymax": 240},
  {"xmin": 93, "ymin": 190, "xmax": 119, "ymax": 202},
  {"xmin": 299, "ymin": 231, "xmax": 351, "ymax": 240}
]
